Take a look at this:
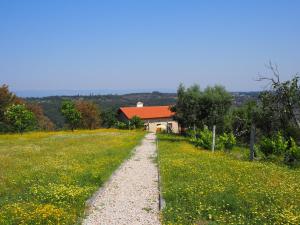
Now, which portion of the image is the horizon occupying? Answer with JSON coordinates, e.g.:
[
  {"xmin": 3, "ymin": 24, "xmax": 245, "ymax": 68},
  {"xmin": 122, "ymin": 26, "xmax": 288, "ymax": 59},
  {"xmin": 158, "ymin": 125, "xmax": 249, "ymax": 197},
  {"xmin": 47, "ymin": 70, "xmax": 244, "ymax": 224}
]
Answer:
[
  {"xmin": 1, "ymin": 1, "xmax": 300, "ymax": 93},
  {"xmin": 14, "ymin": 88, "xmax": 260, "ymax": 98}
]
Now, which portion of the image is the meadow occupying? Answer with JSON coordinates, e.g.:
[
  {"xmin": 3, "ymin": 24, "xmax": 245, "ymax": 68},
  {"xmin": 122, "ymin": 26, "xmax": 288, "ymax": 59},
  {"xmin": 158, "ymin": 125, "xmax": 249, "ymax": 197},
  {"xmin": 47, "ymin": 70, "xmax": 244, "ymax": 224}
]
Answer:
[
  {"xmin": 0, "ymin": 129, "xmax": 144, "ymax": 224},
  {"xmin": 158, "ymin": 134, "xmax": 300, "ymax": 225}
]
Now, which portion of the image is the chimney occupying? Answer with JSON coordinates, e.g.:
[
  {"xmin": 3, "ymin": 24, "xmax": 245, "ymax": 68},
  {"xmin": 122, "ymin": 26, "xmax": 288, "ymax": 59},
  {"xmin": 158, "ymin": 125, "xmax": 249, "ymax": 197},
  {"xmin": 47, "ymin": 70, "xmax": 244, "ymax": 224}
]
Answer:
[{"xmin": 136, "ymin": 102, "xmax": 143, "ymax": 107}]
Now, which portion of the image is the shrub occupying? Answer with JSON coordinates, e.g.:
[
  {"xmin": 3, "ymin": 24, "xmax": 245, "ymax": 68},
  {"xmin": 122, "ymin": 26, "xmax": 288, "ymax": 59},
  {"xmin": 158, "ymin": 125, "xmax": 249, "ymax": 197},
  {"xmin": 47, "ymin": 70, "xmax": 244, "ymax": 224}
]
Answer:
[
  {"xmin": 190, "ymin": 127, "xmax": 213, "ymax": 150},
  {"xmin": 284, "ymin": 138, "xmax": 300, "ymax": 165},
  {"xmin": 116, "ymin": 122, "xmax": 128, "ymax": 129},
  {"xmin": 185, "ymin": 129, "xmax": 197, "ymax": 138},
  {"xmin": 130, "ymin": 116, "xmax": 144, "ymax": 129},
  {"xmin": 219, "ymin": 132, "xmax": 236, "ymax": 150},
  {"xmin": 259, "ymin": 132, "xmax": 288, "ymax": 157}
]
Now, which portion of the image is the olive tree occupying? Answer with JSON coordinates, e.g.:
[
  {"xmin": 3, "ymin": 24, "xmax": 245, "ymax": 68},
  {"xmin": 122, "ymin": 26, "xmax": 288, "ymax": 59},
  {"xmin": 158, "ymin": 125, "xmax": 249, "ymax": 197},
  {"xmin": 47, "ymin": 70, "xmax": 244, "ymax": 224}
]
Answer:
[{"xmin": 172, "ymin": 84, "xmax": 232, "ymax": 133}]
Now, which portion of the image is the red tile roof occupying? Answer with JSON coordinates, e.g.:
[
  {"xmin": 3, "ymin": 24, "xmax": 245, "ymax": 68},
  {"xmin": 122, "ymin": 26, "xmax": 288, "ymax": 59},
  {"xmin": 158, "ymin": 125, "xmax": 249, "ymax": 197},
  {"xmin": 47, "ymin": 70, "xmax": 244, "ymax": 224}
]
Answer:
[{"xmin": 119, "ymin": 106, "xmax": 174, "ymax": 120}]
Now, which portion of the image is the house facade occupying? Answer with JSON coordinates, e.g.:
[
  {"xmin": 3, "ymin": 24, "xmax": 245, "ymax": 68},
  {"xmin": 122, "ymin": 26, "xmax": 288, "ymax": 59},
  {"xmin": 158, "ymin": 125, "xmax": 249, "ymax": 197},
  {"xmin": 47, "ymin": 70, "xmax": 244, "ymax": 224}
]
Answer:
[{"xmin": 118, "ymin": 102, "xmax": 179, "ymax": 133}]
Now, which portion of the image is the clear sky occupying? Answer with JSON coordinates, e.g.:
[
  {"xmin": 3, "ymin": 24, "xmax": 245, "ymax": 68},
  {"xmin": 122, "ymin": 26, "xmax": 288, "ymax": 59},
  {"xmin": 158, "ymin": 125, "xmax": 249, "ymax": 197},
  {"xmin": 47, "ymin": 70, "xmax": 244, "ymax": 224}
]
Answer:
[{"xmin": 0, "ymin": 0, "xmax": 299, "ymax": 93}]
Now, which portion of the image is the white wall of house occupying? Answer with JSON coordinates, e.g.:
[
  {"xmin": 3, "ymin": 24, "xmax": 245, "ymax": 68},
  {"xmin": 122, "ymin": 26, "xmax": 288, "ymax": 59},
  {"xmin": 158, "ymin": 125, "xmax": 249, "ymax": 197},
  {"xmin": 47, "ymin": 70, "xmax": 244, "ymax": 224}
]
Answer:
[{"xmin": 143, "ymin": 118, "xmax": 179, "ymax": 133}]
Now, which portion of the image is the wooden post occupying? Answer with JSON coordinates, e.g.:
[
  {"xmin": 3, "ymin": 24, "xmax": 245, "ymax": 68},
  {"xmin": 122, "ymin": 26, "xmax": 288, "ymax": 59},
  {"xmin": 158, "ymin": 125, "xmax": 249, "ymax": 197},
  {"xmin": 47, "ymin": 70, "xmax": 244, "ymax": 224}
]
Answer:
[
  {"xmin": 212, "ymin": 125, "xmax": 216, "ymax": 152},
  {"xmin": 250, "ymin": 124, "xmax": 255, "ymax": 161}
]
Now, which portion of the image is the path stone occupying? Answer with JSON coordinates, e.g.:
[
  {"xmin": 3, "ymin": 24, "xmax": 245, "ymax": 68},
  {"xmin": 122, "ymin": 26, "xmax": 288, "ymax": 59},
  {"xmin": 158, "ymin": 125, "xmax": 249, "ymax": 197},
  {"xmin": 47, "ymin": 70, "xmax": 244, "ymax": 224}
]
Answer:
[{"xmin": 83, "ymin": 133, "xmax": 160, "ymax": 225}]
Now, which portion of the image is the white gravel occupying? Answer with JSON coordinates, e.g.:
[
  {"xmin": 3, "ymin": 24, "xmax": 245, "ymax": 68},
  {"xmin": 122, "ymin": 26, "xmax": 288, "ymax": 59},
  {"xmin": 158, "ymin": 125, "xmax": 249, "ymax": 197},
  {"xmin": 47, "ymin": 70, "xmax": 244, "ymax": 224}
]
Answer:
[{"xmin": 82, "ymin": 133, "xmax": 161, "ymax": 225}]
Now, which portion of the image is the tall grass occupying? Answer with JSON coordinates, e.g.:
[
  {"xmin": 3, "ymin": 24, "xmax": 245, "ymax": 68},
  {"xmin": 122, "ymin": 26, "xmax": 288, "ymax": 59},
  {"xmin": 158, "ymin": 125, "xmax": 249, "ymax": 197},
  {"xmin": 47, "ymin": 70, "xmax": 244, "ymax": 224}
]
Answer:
[
  {"xmin": 158, "ymin": 134, "xmax": 300, "ymax": 224},
  {"xmin": 0, "ymin": 129, "xmax": 144, "ymax": 224}
]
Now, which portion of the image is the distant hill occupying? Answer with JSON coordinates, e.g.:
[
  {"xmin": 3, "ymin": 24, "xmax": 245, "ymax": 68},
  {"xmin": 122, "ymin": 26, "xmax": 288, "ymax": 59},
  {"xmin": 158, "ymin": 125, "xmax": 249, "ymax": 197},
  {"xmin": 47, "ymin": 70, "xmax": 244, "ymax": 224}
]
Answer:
[
  {"xmin": 26, "ymin": 91, "xmax": 259, "ymax": 128},
  {"xmin": 26, "ymin": 92, "xmax": 177, "ymax": 128}
]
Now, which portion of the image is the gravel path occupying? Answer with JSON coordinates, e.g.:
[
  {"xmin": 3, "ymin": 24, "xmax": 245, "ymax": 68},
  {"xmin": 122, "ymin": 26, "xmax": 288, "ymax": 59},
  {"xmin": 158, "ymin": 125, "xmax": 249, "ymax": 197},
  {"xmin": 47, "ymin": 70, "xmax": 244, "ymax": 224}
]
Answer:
[{"xmin": 83, "ymin": 133, "xmax": 161, "ymax": 225}]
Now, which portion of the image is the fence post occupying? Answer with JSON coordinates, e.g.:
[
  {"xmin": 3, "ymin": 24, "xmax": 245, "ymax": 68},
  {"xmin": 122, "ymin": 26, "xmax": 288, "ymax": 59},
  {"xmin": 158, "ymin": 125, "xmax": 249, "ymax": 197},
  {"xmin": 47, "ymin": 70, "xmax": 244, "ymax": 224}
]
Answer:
[
  {"xmin": 250, "ymin": 124, "xmax": 255, "ymax": 161},
  {"xmin": 212, "ymin": 125, "xmax": 216, "ymax": 152}
]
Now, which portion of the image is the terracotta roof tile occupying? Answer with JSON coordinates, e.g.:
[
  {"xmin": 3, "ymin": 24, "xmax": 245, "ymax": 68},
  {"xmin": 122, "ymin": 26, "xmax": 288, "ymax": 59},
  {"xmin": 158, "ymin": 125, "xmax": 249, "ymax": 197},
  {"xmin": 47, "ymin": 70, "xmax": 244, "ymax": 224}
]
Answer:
[{"xmin": 119, "ymin": 106, "xmax": 174, "ymax": 120}]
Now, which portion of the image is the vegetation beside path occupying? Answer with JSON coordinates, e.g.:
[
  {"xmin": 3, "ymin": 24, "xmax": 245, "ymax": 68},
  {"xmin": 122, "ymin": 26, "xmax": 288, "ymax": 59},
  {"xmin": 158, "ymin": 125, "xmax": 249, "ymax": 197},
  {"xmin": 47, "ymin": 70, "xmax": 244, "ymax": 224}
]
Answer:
[
  {"xmin": 158, "ymin": 134, "xmax": 300, "ymax": 225},
  {"xmin": 0, "ymin": 129, "xmax": 144, "ymax": 224}
]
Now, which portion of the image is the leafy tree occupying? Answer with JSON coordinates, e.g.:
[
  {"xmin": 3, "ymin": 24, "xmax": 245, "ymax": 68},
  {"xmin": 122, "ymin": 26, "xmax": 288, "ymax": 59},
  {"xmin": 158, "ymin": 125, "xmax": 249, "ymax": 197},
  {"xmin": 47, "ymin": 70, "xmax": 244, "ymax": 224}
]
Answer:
[
  {"xmin": 172, "ymin": 84, "xmax": 232, "ymax": 133},
  {"xmin": 101, "ymin": 109, "xmax": 118, "ymax": 128},
  {"xmin": 256, "ymin": 62, "xmax": 300, "ymax": 139},
  {"xmin": 0, "ymin": 85, "xmax": 26, "ymax": 132},
  {"xmin": 4, "ymin": 104, "xmax": 36, "ymax": 133},
  {"xmin": 199, "ymin": 85, "xmax": 233, "ymax": 132},
  {"xmin": 26, "ymin": 102, "xmax": 55, "ymax": 130},
  {"xmin": 61, "ymin": 101, "xmax": 81, "ymax": 131},
  {"xmin": 229, "ymin": 100, "xmax": 259, "ymax": 141},
  {"xmin": 171, "ymin": 84, "xmax": 202, "ymax": 129},
  {"xmin": 75, "ymin": 100, "xmax": 100, "ymax": 129},
  {"xmin": 130, "ymin": 116, "xmax": 144, "ymax": 129}
]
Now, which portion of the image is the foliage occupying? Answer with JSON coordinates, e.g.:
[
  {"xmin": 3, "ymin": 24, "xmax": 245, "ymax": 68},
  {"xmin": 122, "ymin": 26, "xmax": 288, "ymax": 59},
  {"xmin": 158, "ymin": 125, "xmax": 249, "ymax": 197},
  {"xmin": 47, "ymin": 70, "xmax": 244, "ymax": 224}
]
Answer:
[
  {"xmin": 228, "ymin": 101, "xmax": 259, "ymax": 141},
  {"xmin": 0, "ymin": 85, "xmax": 55, "ymax": 132},
  {"xmin": 200, "ymin": 86, "xmax": 233, "ymax": 132},
  {"xmin": 26, "ymin": 102, "xmax": 55, "ymax": 130},
  {"xmin": 4, "ymin": 104, "xmax": 36, "ymax": 133},
  {"xmin": 189, "ymin": 127, "xmax": 213, "ymax": 150},
  {"xmin": 257, "ymin": 64, "xmax": 300, "ymax": 138},
  {"xmin": 61, "ymin": 101, "xmax": 81, "ymax": 131},
  {"xmin": 172, "ymin": 84, "xmax": 232, "ymax": 133},
  {"xmin": 101, "ymin": 109, "xmax": 118, "ymax": 128},
  {"xmin": 284, "ymin": 138, "xmax": 300, "ymax": 165},
  {"xmin": 116, "ymin": 121, "xmax": 128, "ymax": 129},
  {"xmin": 189, "ymin": 128, "xmax": 236, "ymax": 151},
  {"xmin": 26, "ymin": 92, "xmax": 177, "ymax": 129},
  {"xmin": 219, "ymin": 132, "xmax": 236, "ymax": 150},
  {"xmin": 75, "ymin": 100, "xmax": 100, "ymax": 129},
  {"xmin": 158, "ymin": 134, "xmax": 300, "ymax": 225},
  {"xmin": 0, "ymin": 129, "xmax": 145, "ymax": 224},
  {"xmin": 129, "ymin": 116, "xmax": 144, "ymax": 129},
  {"xmin": 259, "ymin": 132, "xmax": 288, "ymax": 157},
  {"xmin": 0, "ymin": 84, "xmax": 25, "ymax": 132},
  {"xmin": 171, "ymin": 84, "xmax": 201, "ymax": 128},
  {"xmin": 258, "ymin": 132, "xmax": 300, "ymax": 166}
]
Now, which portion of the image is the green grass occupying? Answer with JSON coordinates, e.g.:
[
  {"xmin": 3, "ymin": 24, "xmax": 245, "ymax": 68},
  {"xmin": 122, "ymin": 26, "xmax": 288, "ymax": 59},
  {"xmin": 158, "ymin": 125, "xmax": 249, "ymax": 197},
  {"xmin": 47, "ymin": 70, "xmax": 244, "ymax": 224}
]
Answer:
[
  {"xmin": 158, "ymin": 134, "xmax": 300, "ymax": 225},
  {"xmin": 0, "ymin": 129, "xmax": 144, "ymax": 225}
]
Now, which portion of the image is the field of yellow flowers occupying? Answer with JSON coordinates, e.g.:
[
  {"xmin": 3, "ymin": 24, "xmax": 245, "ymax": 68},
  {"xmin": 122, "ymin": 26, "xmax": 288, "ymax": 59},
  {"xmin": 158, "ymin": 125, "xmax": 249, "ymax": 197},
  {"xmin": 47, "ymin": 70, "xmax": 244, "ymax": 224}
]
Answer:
[
  {"xmin": 0, "ymin": 129, "xmax": 144, "ymax": 224},
  {"xmin": 158, "ymin": 134, "xmax": 300, "ymax": 225}
]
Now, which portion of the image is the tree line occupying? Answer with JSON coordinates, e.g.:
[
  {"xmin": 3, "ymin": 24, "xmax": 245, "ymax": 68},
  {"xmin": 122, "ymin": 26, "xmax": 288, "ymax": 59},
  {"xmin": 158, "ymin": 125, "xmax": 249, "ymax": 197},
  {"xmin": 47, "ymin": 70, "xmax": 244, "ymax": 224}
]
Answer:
[
  {"xmin": 0, "ymin": 84, "xmax": 145, "ymax": 133},
  {"xmin": 0, "ymin": 85, "xmax": 106, "ymax": 133}
]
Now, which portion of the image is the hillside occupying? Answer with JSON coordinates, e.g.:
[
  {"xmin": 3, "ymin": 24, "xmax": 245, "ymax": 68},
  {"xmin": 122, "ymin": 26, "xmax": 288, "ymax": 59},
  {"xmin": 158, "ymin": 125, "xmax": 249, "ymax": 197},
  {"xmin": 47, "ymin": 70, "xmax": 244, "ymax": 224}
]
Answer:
[{"xmin": 26, "ymin": 92, "xmax": 259, "ymax": 128}]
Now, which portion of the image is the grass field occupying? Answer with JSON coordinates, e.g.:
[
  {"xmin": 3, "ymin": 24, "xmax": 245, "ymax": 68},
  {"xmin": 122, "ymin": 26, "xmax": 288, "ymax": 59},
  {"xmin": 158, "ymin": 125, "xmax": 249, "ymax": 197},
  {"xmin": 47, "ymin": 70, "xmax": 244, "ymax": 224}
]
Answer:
[
  {"xmin": 158, "ymin": 134, "xmax": 300, "ymax": 225},
  {"xmin": 0, "ymin": 129, "xmax": 144, "ymax": 225}
]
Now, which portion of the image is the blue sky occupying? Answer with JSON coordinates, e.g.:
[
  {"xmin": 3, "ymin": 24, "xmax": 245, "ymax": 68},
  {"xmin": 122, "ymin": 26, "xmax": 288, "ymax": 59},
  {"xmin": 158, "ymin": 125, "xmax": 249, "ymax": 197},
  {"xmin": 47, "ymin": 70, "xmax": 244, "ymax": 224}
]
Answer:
[{"xmin": 0, "ymin": 0, "xmax": 299, "ymax": 94}]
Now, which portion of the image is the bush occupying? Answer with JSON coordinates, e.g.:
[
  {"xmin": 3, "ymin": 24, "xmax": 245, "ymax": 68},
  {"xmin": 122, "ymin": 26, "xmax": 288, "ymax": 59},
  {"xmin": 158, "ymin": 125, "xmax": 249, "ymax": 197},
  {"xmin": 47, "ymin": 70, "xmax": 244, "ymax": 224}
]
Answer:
[
  {"xmin": 116, "ymin": 122, "xmax": 128, "ymax": 130},
  {"xmin": 259, "ymin": 132, "xmax": 288, "ymax": 157},
  {"xmin": 284, "ymin": 138, "xmax": 300, "ymax": 165},
  {"xmin": 190, "ymin": 127, "xmax": 213, "ymax": 150},
  {"xmin": 185, "ymin": 129, "xmax": 197, "ymax": 138},
  {"xmin": 130, "ymin": 116, "xmax": 144, "ymax": 129},
  {"xmin": 190, "ymin": 128, "xmax": 236, "ymax": 151},
  {"xmin": 219, "ymin": 132, "xmax": 236, "ymax": 150}
]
